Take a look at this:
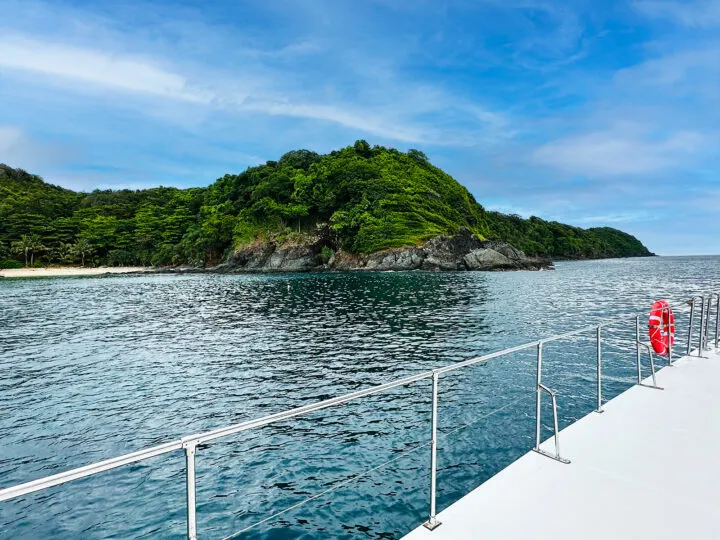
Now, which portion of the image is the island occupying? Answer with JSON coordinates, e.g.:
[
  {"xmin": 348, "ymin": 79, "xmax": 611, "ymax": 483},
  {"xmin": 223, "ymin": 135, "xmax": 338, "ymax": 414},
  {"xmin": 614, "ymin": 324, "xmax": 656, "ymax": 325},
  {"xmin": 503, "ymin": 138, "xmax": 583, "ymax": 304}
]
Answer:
[{"xmin": 0, "ymin": 141, "xmax": 652, "ymax": 273}]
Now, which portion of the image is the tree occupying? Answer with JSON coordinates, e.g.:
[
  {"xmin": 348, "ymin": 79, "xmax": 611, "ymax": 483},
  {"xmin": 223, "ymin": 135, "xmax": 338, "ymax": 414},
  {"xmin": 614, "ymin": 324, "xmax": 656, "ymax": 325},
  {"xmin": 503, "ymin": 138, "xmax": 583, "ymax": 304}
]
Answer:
[
  {"xmin": 28, "ymin": 235, "xmax": 45, "ymax": 265},
  {"xmin": 72, "ymin": 238, "xmax": 93, "ymax": 267},
  {"xmin": 11, "ymin": 234, "xmax": 44, "ymax": 266},
  {"xmin": 79, "ymin": 215, "xmax": 118, "ymax": 258},
  {"xmin": 50, "ymin": 243, "xmax": 74, "ymax": 264},
  {"xmin": 408, "ymin": 149, "xmax": 428, "ymax": 163},
  {"xmin": 353, "ymin": 139, "xmax": 372, "ymax": 158},
  {"xmin": 195, "ymin": 208, "xmax": 236, "ymax": 264}
]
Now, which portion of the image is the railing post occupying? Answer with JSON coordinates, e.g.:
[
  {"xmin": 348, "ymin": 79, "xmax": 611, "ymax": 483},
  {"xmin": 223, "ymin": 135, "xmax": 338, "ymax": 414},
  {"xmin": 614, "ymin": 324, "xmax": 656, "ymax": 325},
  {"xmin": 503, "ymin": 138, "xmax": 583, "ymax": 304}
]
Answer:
[
  {"xmin": 687, "ymin": 299, "xmax": 696, "ymax": 356},
  {"xmin": 535, "ymin": 341, "xmax": 543, "ymax": 450},
  {"xmin": 703, "ymin": 296, "xmax": 712, "ymax": 351},
  {"xmin": 596, "ymin": 325, "xmax": 603, "ymax": 413},
  {"xmin": 666, "ymin": 304, "xmax": 673, "ymax": 366},
  {"xmin": 423, "ymin": 372, "xmax": 441, "ymax": 531},
  {"xmin": 550, "ymin": 392, "xmax": 561, "ymax": 458},
  {"xmin": 648, "ymin": 347, "xmax": 658, "ymax": 388},
  {"xmin": 699, "ymin": 296, "xmax": 706, "ymax": 356},
  {"xmin": 715, "ymin": 294, "xmax": 720, "ymax": 349},
  {"xmin": 636, "ymin": 316, "xmax": 642, "ymax": 384},
  {"xmin": 704, "ymin": 293, "xmax": 719, "ymax": 350},
  {"xmin": 184, "ymin": 441, "xmax": 198, "ymax": 540}
]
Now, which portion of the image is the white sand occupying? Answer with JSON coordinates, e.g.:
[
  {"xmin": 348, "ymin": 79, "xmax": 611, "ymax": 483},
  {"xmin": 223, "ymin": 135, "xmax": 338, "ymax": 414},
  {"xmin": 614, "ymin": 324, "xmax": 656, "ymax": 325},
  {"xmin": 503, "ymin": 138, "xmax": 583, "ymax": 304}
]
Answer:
[{"xmin": 0, "ymin": 266, "xmax": 151, "ymax": 278}]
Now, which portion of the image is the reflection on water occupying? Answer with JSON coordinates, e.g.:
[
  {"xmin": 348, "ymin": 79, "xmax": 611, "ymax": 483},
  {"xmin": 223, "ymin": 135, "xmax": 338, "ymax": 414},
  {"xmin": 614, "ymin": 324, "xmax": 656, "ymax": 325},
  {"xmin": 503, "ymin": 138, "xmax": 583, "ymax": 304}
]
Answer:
[{"xmin": 1, "ymin": 256, "xmax": 719, "ymax": 538}]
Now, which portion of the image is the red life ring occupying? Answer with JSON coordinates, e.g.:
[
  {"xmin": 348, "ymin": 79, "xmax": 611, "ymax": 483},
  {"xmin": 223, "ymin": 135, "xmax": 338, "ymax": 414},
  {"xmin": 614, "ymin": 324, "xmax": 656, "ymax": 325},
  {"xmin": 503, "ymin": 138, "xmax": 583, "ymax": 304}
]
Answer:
[{"xmin": 648, "ymin": 300, "xmax": 674, "ymax": 356}]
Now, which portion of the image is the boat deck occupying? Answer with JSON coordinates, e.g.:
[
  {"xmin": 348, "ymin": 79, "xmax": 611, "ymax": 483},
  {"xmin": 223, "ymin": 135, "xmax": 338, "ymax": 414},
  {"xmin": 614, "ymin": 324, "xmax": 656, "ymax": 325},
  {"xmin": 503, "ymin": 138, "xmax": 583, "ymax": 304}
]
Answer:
[{"xmin": 403, "ymin": 347, "xmax": 720, "ymax": 540}]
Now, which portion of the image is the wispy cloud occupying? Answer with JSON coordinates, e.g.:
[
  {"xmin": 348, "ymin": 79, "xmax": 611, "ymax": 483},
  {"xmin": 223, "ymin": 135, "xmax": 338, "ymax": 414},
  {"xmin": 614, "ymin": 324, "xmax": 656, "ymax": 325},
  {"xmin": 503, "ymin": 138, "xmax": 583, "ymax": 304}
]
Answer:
[
  {"xmin": 573, "ymin": 212, "xmax": 656, "ymax": 224},
  {"xmin": 531, "ymin": 130, "xmax": 705, "ymax": 176},
  {"xmin": 633, "ymin": 0, "xmax": 720, "ymax": 28},
  {"xmin": 0, "ymin": 37, "xmax": 213, "ymax": 103},
  {"xmin": 242, "ymin": 100, "xmax": 430, "ymax": 143},
  {"xmin": 0, "ymin": 32, "xmax": 512, "ymax": 146},
  {"xmin": 0, "ymin": 124, "xmax": 73, "ymax": 170},
  {"xmin": 614, "ymin": 47, "xmax": 720, "ymax": 97},
  {"xmin": 0, "ymin": 125, "xmax": 22, "ymax": 153}
]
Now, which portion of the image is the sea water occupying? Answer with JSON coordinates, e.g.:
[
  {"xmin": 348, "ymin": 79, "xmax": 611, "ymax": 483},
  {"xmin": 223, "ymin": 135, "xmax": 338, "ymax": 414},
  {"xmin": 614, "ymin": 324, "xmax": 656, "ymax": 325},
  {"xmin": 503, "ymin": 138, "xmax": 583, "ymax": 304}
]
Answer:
[{"xmin": 1, "ymin": 256, "xmax": 719, "ymax": 539}]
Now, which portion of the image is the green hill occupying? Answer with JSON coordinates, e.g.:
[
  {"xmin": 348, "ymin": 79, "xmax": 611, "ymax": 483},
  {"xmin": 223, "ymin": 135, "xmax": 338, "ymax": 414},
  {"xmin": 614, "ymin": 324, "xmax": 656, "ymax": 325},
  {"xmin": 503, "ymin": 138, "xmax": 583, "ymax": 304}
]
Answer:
[
  {"xmin": 0, "ymin": 141, "xmax": 652, "ymax": 268},
  {"xmin": 485, "ymin": 212, "xmax": 652, "ymax": 259}
]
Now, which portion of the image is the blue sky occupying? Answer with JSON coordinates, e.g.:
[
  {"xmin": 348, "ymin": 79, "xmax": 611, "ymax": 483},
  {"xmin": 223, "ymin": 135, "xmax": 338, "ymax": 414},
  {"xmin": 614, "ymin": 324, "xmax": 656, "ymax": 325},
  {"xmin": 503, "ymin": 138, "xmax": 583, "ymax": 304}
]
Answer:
[{"xmin": 0, "ymin": 0, "xmax": 718, "ymax": 255}]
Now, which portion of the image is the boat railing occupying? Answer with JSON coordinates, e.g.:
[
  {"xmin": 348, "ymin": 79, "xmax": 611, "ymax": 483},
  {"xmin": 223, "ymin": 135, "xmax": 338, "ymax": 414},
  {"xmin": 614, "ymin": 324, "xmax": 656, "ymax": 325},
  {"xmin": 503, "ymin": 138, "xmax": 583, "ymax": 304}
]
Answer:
[{"xmin": 1, "ymin": 293, "xmax": 719, "ymax": 539}]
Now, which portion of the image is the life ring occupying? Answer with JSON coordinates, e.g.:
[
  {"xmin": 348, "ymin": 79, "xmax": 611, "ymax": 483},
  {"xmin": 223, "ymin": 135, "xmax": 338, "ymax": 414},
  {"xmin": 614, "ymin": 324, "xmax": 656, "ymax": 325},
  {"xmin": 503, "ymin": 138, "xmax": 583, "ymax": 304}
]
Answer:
[{"xmin": 648, "ymin": 300, "xmax": 674, "ymax": 356}]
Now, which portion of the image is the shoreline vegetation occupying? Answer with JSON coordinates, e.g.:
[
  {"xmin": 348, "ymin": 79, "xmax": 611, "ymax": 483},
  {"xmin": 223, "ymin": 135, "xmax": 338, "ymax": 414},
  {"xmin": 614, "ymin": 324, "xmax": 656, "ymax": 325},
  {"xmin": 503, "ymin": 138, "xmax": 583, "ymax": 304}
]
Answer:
[{"xmin": 0, "ymin": 141, "xmax": 653, "ymax": 274}]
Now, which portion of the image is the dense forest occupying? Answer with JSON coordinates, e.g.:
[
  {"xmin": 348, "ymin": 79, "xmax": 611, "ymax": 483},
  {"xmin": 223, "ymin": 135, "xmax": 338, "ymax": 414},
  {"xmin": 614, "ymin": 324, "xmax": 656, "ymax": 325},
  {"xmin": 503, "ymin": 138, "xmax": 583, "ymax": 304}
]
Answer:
[
  {"xmin": 0, "ymin": 141, "xmax": 651, "ymax": 269},
  {"xmin": 485, "ymin": 212, "xmax": 652, "ymax": 259}
]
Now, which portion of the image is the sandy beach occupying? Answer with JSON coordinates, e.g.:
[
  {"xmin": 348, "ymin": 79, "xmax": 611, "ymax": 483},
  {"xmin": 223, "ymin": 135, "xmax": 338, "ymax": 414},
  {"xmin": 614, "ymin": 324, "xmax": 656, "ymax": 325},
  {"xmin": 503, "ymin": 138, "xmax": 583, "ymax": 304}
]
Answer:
[{"xmin": 0, "ymin": 266, "xmax": 151, "ymax": 279}]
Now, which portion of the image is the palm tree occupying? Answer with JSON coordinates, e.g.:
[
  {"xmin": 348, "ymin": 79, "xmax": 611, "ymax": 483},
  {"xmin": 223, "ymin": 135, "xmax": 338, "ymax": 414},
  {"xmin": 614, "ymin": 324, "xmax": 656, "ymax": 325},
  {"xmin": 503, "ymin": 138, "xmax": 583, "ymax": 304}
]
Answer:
[
  {"xmin": 11, "ymin": 237, "xmax": 30, "ymax": 266},
  {"xmin": 72, "ymin": 238, "xmax": 93, "ymax": 267},
  {"xmin": 11, "ymin": 234, "xmax": 45, "ymax": 266},
  {"xmin": 53, "ymin": 243, "xmax": 74, "ymax": 264},
  {"xmin": 28, "ymin": 235, "xmax": 45, "ymax": 265}
]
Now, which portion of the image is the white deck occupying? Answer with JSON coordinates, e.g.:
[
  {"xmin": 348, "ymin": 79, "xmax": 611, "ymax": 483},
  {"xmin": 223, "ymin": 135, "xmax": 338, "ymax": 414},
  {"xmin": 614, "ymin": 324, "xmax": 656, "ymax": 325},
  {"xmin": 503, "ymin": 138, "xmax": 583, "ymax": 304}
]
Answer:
[{"xmin": 403, "ymin": 347, "xmax": 720, "ymax": 540}]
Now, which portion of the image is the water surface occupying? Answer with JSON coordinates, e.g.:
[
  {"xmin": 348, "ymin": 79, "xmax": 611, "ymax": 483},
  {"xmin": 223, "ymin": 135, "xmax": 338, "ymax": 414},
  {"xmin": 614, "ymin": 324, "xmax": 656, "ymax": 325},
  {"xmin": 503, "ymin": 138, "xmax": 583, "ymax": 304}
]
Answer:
[{"xmin": 1, "ymin": 256, "xmax": 718, "ymax": 538}]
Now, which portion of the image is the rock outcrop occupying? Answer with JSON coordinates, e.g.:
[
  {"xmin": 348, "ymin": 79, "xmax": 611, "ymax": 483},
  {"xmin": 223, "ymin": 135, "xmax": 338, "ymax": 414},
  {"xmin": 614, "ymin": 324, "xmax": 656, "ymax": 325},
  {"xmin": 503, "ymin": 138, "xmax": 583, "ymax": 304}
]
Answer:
[{"xmin": 216, "ymin": 229, "xmax": 552, "ymax": 274}]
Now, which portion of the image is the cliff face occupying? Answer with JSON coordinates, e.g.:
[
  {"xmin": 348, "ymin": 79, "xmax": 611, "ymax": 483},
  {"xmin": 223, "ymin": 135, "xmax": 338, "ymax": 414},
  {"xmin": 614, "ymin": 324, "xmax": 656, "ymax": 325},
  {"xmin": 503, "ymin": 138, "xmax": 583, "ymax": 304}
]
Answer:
[{"xmin": 216, "ymin": 229, "xmax": 551, "ymax": 273}]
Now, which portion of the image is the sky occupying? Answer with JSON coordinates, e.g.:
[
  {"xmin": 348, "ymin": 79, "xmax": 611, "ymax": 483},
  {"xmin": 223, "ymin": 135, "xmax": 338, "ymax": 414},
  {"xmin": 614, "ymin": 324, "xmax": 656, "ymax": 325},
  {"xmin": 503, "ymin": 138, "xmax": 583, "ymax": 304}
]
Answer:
[{"xmin": 0, "ymin": 0, "xmax": 718, "ymax": 255}]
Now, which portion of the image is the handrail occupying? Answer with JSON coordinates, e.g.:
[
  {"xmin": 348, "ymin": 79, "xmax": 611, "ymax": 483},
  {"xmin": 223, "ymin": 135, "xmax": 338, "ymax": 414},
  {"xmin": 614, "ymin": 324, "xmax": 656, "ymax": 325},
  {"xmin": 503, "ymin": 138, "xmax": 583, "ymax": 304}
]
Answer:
[
  {"xmin": 702, "ymin": 295, "xmax": 713, "ymax": 351},
  {"xmin": 0, "ymin": 293, "xmax": 716, "ymax": 538},
  {"xmin": 0, "ymin": 440, "xmax": 183, "ymax": 502},
  {"xmin": 636, "ymin": 342, "xmax": 662, "ymax": 389},
  {"xmin": 635, "ymin": 313, "xmax": 663, "ymax": 390},
  {"xmin": 533, "ymin": 375, "xmax": 569, "ymax": 464},
  {"xmin": 706, "ymin": 293, "xmax": 720, "ymax": 350},
  {"xmin": 688, "ymin": 296, "xmax": 705, "ymax": 357}
]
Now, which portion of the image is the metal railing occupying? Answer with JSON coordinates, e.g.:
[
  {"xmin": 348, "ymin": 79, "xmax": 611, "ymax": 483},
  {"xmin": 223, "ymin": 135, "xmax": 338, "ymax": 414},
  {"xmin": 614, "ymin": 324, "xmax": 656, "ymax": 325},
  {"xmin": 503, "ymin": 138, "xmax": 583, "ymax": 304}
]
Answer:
[
  {"xmin": 1, "ymin": 293, "xmax": 719, "ymax": 539},
  {"xmin": 687, "ymin": 294, "xmax": 720, "ymax": 356}
]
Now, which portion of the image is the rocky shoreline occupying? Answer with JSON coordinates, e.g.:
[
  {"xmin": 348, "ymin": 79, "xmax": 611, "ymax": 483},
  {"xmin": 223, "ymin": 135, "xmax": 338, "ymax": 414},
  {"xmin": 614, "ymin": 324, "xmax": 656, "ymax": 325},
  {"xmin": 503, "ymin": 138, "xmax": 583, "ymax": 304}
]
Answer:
[
  {"xmin": 212, "ymin": 229, "xmax": 552, "ymax": 274},
  {"xmin": 0, "ymin": 233, "xmax": 551, "ymax": 278}
]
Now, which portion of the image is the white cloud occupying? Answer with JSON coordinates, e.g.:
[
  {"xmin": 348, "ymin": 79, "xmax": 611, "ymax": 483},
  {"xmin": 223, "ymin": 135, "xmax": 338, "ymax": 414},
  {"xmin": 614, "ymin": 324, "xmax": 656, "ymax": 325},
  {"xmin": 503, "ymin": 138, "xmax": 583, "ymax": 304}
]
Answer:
[
  {"xmin": 0, "ymin": 125, "xmax": 73, "ymax": 169},
  {"xmin": 531, "ymin": 131, "xmax": 705, "ymax": 176},
  {"xmin": 573, "ymin": 212, "xmax": 654, "ymax": 224},
  {"xmin": 242, "ymin": 100, "xmax": 428, "ymax": 143},
  {"xmin": 633, "ymin": 0, "xmax": 720, "ymax": 27},
  {"xmin": 0, "ymin": 125, "xmax": 23, "ymax": 152},
  {"xmin": 0, "ymin": 36, "xmax": 442, "ymax": 143},
  {"xmin": 614, "ymin": 48, "xmax": 720, "ymax": 90},
  {"xmin": 0, "ymin": 37, "xmax": 214, "ymax": 103}
]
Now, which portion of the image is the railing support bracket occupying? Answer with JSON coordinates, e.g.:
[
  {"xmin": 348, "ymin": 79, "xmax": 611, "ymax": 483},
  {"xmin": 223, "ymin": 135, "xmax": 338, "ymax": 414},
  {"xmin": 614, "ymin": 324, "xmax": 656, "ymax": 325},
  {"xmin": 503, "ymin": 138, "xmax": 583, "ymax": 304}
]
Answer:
[
  {"xmin": 423, "ymin": 518, "xmax": 442, "ymax": 531},
  {"xmin": 534, "ymin": 344, "xmax": 571, "ymax": 464},
  {"xmin": 532, "ymin": 448, "xmax": 571, "ymax": 464}
]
